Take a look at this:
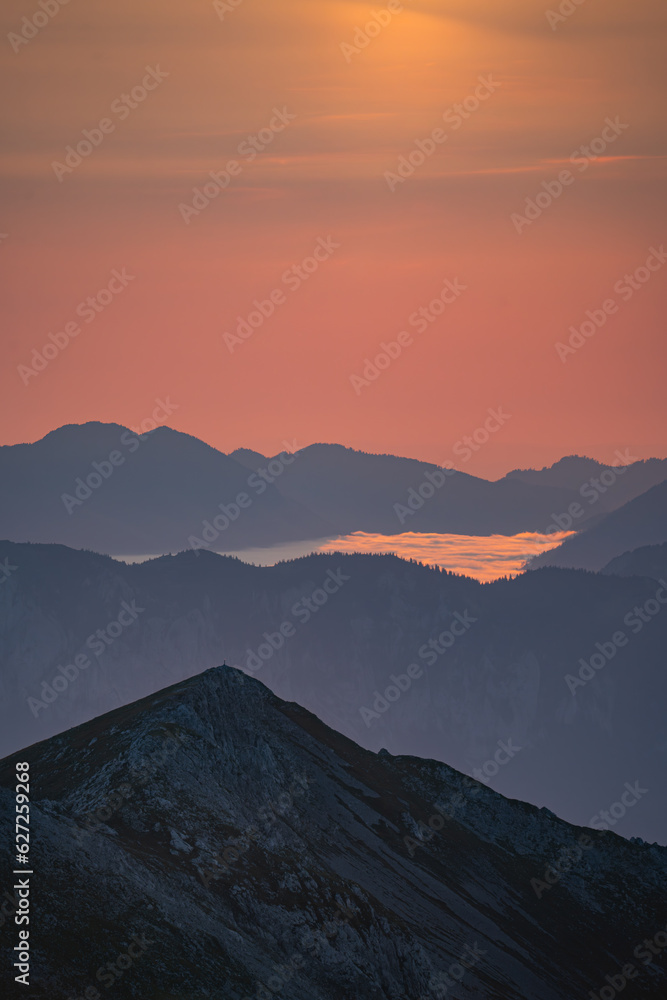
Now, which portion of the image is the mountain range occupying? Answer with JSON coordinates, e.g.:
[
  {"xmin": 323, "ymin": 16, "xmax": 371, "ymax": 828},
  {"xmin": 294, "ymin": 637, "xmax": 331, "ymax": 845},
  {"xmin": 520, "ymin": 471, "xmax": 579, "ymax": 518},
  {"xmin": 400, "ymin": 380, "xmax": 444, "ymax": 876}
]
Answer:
[
  {"xmin": 2, "ymin": 424, "xmax": 667, "ymax": 996},
  {"xmin": 2, "ymin": 423, "xmax": 666, "ymax": 557},
  {"xmin": 2, "ymin": 540, "xmax": 665, "ymax": 843},
  {"xmin": 528, "ymin": 480, "xmax": 667, "ymax": 571},
  {"xmin": 1, "ymin": 664, "xmax": 666, "ymax": 999}
]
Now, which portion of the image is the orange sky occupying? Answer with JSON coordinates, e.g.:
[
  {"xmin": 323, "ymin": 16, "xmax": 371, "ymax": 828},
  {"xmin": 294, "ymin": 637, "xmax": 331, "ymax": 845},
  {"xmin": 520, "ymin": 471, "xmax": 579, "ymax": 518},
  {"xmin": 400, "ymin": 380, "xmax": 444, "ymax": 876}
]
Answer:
[{"xmin": 1, "ymin": 0, "xmax": 665, "ymax": 478}]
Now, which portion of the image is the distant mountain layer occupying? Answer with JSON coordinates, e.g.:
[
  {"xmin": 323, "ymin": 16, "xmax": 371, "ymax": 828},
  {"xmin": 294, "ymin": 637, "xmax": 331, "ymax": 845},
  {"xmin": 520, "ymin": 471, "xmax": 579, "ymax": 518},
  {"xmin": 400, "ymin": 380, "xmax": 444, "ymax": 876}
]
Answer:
[
  {"xmin": 603, "ymin": 542, "xmax": 667, "ymax": 581},
  {"xmin": 234, "ymin": 443, "xmax": 667, "ymax": 537},
  {"xmin": 0, "ymin": 422, "xmax": 335, "ymax": 555},
  {"xmin": 2, "ymin": 541, "xmax": 666, "ymax": 843},
  {"xmin": 1, "ymin": 665, "xmax": 665, "ymax": 999},
  {"xmin": 528, "ymin": 479, "xmax": 667, "ymax": 571},
  {"xmin": 1, "ymin": 423, "xmax": 666, "ymax": 554},
  {"xmin": 505, "ymin": 453, "xmax": 666, "ymax": 495}
]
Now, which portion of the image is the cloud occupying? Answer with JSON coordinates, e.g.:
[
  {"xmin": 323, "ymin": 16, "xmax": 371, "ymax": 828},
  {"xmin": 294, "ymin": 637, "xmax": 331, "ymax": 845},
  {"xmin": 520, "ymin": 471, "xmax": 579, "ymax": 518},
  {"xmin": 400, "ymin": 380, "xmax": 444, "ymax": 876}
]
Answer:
[{"xmin": 318, "ymin": 530, "xmax": 575, "ymax": 582}]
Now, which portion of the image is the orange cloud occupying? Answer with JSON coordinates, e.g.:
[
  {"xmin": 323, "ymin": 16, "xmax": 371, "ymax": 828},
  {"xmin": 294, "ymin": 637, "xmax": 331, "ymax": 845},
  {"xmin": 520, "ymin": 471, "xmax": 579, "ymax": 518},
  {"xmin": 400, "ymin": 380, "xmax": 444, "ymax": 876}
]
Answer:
[{"xmin": 318, "ymin": 530, "xmax": 576, "ymax": 582}]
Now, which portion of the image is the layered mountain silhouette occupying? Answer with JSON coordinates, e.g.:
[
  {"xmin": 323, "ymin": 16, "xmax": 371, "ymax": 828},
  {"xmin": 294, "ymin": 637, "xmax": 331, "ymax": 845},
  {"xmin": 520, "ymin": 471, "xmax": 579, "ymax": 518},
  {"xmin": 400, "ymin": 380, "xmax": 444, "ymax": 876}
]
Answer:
[
  {"xmin": 235, "ymin": 444, "xmax": 667, "ymax": 536},
  {"xmin": 2, "ymin": 423, "xmax": 666, "ymax": 555},
  {"xmin": 3, "ymin": 541, "xmax": 666, "ymax": 842},
  {"xmin": 233, "ymin": 441, "xmax": 576, "ymax": 536},
  {"xmin": 1, "ymin": 664, "xmax": 666, "ymax": 999},
  {"xmin": 505, "ymin": 453, "xmax": 667, "ymax": 498},
  {"xmin": 528, "ymin": 479, "xmax": 667, "ymax": 571},
  {"xmin": 0, "ymin": 423, "xmax": 335, "ymax": 555}
]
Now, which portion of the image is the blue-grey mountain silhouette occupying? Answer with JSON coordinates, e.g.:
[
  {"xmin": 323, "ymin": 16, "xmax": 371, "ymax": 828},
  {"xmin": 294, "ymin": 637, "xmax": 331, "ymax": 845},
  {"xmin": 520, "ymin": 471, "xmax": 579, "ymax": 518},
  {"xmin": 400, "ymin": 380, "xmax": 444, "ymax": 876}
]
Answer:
[
  {"xmin": 529, "ymin": 479, "xmax": 667, "ymax": 571},
  {"xmin": 2, "ymin": 541, "xmax": 665, "ymax": 843},
  {"xmin": 3, "ymin": 423, "xmax": 666, "ymax": 554},
  {"xmin": 602, "ymin": 541, "xmax": 667, "ymax": 581}
]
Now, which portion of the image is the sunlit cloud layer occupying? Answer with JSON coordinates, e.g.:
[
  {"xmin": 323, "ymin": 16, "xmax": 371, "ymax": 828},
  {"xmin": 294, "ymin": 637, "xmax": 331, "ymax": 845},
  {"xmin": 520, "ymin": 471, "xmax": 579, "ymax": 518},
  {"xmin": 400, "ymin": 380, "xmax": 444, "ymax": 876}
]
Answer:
[{"xmin": 318, "ymin": 530, "xmax": 575, "ymax": 581}]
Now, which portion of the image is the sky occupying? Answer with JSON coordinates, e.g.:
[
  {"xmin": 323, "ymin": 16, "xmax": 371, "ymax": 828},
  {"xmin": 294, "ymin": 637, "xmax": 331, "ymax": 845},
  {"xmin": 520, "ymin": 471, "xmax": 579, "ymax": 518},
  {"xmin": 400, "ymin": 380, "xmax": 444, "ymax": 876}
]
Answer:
[{"xmin": 1, "ymin": 0, "xmax": 665, "ymax": 479}]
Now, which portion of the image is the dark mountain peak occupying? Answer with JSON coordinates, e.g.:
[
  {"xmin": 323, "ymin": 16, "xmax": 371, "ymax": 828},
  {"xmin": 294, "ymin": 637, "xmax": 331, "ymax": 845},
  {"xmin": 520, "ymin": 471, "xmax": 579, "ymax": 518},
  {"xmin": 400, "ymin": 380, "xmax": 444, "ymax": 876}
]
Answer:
[
  {"xmin": 12, "ymin": 421, "xmax": 229, "ymax": 462},
  {"xmin": 23, "ymin": 420, "xmax": 133, "ymax": 450},
  {"xmin": 2, "ymin": 663, "xmax": 666, "ymax": 998},
  {"xmin": 512, "ymin": 454, "xmax": 597, "ymax": 472},
  {"xmin": 505, "ymin": 454, "xmax": 608, "ymax": 488}
]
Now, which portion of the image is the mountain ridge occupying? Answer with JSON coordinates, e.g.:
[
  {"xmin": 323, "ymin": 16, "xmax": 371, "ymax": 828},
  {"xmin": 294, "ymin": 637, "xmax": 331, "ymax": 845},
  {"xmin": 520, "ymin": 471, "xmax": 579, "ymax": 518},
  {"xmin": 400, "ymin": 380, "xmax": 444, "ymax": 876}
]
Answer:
[
  {"xmin": 1, "ymin": 663, "xmax": 666, "ymax": 998},
  {"xmin": 2, "ymin": 539, "xmax": 666, "ymax": 842},
  {"xmin": 528, "ymin": 478, "xmax": 667, "ymax": 571},
  {"xmin": 3, "ymin": 423, "xmax": 666, "ymax": 555}
]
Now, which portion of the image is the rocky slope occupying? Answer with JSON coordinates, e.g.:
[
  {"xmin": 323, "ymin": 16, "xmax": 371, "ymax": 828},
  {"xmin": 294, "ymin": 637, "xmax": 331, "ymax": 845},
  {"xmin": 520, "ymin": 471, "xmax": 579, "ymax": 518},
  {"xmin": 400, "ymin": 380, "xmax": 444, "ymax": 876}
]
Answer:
[{"xmin": 1, "ymin": 665, "xmax": 666, "ymax": 999}]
